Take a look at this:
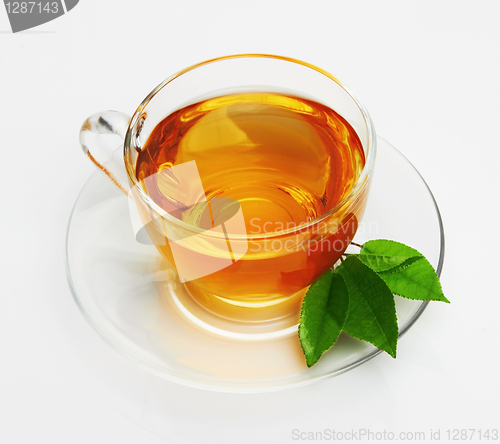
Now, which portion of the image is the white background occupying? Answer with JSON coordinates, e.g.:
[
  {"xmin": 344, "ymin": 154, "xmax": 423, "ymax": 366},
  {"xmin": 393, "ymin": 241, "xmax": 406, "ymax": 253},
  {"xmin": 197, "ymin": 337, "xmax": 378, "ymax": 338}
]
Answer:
[{"xmin": 1, "ymin": 1, "xmax": 499, "ymax": 443}]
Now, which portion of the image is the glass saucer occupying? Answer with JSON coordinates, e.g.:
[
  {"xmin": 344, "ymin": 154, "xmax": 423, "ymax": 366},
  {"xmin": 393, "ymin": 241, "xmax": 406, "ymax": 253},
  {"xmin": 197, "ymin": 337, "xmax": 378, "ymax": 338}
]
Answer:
[{"xmin": 65, "ymin": 137, "xmax": 444, "ymax": 393}]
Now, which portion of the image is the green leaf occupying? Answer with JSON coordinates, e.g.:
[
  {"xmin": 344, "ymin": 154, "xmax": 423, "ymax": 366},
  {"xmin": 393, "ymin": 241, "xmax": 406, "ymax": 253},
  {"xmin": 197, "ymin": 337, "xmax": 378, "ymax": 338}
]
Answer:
[
  {"xmin": 359, "ymin": 239, "xmax": 449, "ymax": 303},
  {"xmin": 298, "ymin": 239, "xmax": 449, "ymax": 367},
  {"xmin": 337, "ymin": 256, "xmax": 399, "ymax": 358},
  {"xmin": 298, "ymin": 269, "xmax": 349, "ymax": 367}
]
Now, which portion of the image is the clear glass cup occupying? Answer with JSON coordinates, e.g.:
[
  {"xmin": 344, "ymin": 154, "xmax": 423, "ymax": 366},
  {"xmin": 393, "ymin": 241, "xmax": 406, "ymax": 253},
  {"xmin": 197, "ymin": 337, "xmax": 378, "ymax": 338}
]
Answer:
[{"xmin": 79, "ymin": 54, "xmax": 376, "ymax": 317}]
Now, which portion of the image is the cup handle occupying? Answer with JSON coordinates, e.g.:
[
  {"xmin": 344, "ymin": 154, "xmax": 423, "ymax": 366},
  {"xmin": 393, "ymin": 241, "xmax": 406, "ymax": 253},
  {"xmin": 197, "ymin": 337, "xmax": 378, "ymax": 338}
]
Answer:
[{"xmin": 79, "ymin": 111, "xmax": 131, "ymax": 194}]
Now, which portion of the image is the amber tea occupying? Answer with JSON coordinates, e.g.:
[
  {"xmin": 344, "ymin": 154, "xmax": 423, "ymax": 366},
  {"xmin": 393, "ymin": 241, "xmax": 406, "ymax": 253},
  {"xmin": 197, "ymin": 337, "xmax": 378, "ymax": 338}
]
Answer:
[{"xmin": 135, "ymin": 92, "xmax": 366, "ymax": 306}]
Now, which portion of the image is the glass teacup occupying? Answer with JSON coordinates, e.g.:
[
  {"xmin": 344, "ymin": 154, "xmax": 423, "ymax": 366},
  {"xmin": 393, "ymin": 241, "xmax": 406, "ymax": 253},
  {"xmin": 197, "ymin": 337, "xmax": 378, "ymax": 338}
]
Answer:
[{"xmin": 80, "ymin": 54, "xmax": 376, "ymax": 330}]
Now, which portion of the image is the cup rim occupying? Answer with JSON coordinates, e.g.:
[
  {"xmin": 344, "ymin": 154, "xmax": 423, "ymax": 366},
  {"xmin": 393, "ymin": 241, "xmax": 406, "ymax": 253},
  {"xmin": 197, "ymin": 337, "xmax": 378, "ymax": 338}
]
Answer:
[{"xmin": 124, "ymin": 53, "xmax": 377, "ymax": 240}]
